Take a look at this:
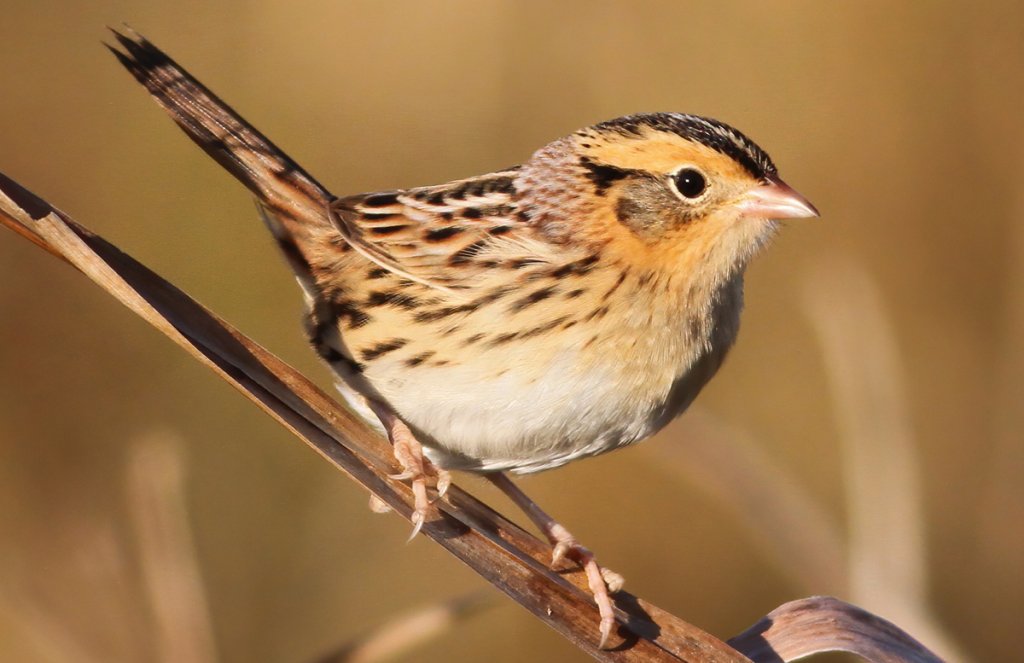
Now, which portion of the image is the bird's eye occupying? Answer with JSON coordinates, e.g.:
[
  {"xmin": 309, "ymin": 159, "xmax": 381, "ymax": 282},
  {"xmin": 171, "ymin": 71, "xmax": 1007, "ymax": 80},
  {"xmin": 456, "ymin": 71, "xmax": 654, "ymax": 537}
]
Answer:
[{"xmin": 672, "ymin": 168, "xmax": 707, "ymax": 199}]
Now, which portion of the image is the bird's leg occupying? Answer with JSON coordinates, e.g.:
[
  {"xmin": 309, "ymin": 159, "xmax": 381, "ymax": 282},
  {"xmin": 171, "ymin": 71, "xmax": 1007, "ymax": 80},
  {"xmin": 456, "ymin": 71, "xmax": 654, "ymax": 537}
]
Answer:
[
  {"xmin": 488, "ymin": 472, "xmax": 622, "ymax": 648},
  {"xmin": 366, "ymin": 401, "xmax": 451, "ymax": 539}
]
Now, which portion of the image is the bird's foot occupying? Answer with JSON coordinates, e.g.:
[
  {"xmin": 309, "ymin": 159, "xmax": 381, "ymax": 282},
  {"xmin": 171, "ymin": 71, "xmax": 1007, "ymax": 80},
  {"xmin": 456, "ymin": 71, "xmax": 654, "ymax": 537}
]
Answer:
[
  {"xmin": 545, "ymin": 522, "xmax": 621, "ymax": 648},
  {"xmin": 487, "ymin": 473, "xmax": 622, "ymax": 648},
  {"xmin": 370, "ymin": 404, "xmax": 450, "ymax": 540}
]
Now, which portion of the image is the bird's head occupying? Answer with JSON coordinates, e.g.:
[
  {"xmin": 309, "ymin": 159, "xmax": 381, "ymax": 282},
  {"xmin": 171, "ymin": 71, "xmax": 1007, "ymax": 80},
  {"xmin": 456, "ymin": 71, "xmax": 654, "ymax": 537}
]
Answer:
[{"xmin": 516, "ymin": 112, "xmax": 817, "ymax": 277}]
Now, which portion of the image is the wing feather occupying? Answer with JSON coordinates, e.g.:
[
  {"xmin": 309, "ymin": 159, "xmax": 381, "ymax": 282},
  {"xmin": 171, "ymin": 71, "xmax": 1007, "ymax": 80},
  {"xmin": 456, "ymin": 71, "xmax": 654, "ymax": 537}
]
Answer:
[{"xmin": 328, "ymin": 168, "xmax": 563, "ymax": 294}]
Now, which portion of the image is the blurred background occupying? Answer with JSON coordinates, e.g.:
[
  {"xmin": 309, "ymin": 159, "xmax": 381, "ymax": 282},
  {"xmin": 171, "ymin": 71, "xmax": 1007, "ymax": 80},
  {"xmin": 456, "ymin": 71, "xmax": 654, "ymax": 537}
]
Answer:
[{"xmin": 1, "ymin": 2, "xmax": 1021, "ymax": 661}]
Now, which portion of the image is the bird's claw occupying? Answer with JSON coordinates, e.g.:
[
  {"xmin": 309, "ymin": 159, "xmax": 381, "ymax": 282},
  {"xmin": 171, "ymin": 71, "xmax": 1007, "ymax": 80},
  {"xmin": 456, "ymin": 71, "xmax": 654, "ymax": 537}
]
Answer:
[
  {"xmin": 407, "ymin": 505, "xmax": 426, "ymax": 542},
  {"xmin": 543, "ymin": 525, "xmax": 621, "ymax": 648},
  {"xmin": 599, "ymin": 611, "xmax": 615, "ymax": 650},
  {"xmin": 370, "ymin": 406, "xmax": 450, "ymax": 540},
  {"xmin": 433, "ymin": 468, "xmax": 452, "ymax": 499}
]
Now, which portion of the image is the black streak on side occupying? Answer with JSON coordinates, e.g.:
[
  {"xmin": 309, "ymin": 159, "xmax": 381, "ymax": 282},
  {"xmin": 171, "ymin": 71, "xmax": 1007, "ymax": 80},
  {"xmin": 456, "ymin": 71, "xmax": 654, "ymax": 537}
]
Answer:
[
  {"xmin": 509, "ymin": 286, "xmax": 557, "ymax": 313},
  {"xmin": 405, "ymin": 351, "xmax": 436, "ymax": 367},
  {"xmin": 462, "ymin": 333, "xmax": 485, "ymax": 346},
  {"xmin": 518, "ymin": 316, "xmax": 570, "ymax": 340},
  {"xmin": 305, "ymin": 301, "xmax": 365, "ymax": 374},
  {"xmin": 551, "ymin": 254, "xmax": 600, "ymax": 278},
  {"xmin": 584, "ymin": 305, "xmax": 610, "ymax": 322},
  {"xmin": 413, "ymin": 286, "xmax": 513, "ymax": 323},
  {"xmin": 601, "ymin": 269, "xmax": 630, "ymax": 301},
  {"xmin": 360, "ymin": 338, "xmax": 410, "ymax": 362},
  {"xmin": 488, "ymin": 331, "xmax": 519, "ymax": 347},
  {"xmin": 366, "ymin": 290, "xmax": 421, "ymax": 310},
  {"xmin": 331, "ymin": 298, "xmax": 372, "ymax": 329}
]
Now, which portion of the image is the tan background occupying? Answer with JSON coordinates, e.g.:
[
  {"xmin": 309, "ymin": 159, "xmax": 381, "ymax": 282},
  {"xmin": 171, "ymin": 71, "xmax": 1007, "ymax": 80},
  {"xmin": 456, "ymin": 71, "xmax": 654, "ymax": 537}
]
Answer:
[{"xmin": 1, "ymin": 2, "xmax": 1022, "ymax": 661}]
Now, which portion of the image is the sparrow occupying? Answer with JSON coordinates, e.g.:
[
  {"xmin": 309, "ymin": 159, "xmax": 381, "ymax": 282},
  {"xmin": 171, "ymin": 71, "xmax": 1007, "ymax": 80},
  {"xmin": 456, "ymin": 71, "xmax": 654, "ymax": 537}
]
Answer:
[{"xmin": 109, "ymin": 29, "xmax": 818, "ymax": 647}]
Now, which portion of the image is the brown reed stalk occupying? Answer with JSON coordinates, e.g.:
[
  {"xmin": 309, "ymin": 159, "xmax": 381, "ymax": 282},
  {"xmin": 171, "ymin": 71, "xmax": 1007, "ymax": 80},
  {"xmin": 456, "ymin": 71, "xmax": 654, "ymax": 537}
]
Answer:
[
  {"xmin": 314, "ymin": 591, "xmax": 496, "ymax": 663},
  {"xmin": 125, "ymin": 432, "xmax": 219, "ymax": 663},
  {"xmin": 641, "ymin": 411, "xmax": 847, "ymax": 596},
  {"xmin": 803, "ymin": 259, "xmax": 970, "ymax": 662}
]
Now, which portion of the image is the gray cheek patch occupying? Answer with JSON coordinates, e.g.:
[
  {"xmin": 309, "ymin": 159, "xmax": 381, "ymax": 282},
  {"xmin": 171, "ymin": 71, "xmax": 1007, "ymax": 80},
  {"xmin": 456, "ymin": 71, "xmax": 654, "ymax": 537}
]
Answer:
[{"xmin": 614, "ymin": 179, "xmax": 699, "ymax": 240}]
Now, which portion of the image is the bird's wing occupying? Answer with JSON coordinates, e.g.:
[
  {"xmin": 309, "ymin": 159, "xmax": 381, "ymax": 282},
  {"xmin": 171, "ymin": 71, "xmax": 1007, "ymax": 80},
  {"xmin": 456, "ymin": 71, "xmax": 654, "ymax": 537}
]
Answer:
[{"xmin": 330, "ymin": 169, "xmax": 565, "ymax": 294}]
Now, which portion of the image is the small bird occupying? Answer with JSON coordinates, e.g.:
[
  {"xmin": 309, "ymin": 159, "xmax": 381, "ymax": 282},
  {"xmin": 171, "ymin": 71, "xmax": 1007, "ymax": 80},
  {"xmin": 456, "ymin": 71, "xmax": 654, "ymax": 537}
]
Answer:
[{"xmin": 110, "ymin": 30, "xmax": 817, "ymax": 647}]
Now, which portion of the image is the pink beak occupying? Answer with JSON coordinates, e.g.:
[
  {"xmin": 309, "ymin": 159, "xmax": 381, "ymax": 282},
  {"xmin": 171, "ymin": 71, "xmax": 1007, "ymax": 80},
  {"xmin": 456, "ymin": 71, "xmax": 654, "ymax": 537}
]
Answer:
[{"xmin": 738, "ymin": 177, "xmax": 819, "ymax": 219}]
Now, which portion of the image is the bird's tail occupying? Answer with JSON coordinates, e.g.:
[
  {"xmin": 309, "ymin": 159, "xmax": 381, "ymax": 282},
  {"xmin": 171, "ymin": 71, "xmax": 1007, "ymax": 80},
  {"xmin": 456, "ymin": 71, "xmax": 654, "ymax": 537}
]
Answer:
[{"xmin": 108, "ymin": 27, "xmax": 332, "ymax": 289}]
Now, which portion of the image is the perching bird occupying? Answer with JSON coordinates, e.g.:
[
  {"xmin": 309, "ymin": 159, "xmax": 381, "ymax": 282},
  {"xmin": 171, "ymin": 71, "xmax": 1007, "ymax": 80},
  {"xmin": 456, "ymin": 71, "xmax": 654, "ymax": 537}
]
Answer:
[{"xmin": 110, "ymin": 29, "xmax": 817, "ymax": 647}]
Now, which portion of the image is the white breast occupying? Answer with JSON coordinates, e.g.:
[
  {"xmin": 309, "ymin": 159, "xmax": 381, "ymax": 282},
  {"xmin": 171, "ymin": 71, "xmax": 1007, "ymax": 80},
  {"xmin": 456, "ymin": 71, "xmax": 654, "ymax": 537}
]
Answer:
[{"xmin": 378, "ymin": 351, "xmax": 660, "ymax": 473}]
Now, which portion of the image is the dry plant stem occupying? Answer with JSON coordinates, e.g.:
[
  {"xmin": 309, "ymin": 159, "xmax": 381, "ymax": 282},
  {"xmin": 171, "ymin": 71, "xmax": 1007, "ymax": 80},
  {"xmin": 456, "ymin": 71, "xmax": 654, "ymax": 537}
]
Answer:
[
  {"xmin": 0, "ymin": 172, "xmax": 747, "ymax": 661},
  {"xmin": 803, "ymin": 262, "xmax": 926, "ymax": 610},
  {"xmin": 643, "ymin": 412, "xmax": 846, "ymax": 596},
  {"xmin": 803, "ymin": 260, "xmax": 967, "ymax": 663},
  {"xmin": 315, "ymin": 591, "xmax": 496, "ymax": 663},
  {"xmin": 0, "ymin": 593, "xmax": 103, "ymax": 663},
  {"xmin": 728, "ymin": 596, "xmax": 944, "ymax": 663},
  {"xmin": 126, "ymin": 433, "xmax": 218, "ymax": 663},
  {"xmin": 489, "ymin": 472, "xmax": 619, "ymax": 648}
]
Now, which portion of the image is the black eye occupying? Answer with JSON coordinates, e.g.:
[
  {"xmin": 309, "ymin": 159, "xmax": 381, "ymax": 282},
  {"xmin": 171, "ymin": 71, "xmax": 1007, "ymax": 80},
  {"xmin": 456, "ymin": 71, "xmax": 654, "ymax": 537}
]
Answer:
[{"xmin": 672, "ymin": 168, "xmax": 707, "ymax": 199}]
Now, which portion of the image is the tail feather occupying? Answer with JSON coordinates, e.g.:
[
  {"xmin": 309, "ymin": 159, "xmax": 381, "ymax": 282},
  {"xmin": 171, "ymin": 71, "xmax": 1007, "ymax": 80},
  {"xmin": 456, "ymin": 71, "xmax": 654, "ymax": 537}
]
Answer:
[{"xmin": 108, "ymin": 27, "xmax": 334, "ymax": 286}]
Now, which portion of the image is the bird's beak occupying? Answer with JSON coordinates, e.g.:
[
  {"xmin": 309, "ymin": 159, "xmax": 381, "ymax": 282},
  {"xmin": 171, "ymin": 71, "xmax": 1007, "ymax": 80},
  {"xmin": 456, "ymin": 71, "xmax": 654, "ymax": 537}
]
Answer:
[{"xmin": 737, "ymin": 177, "xmax": 819, "ymax": 219}]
